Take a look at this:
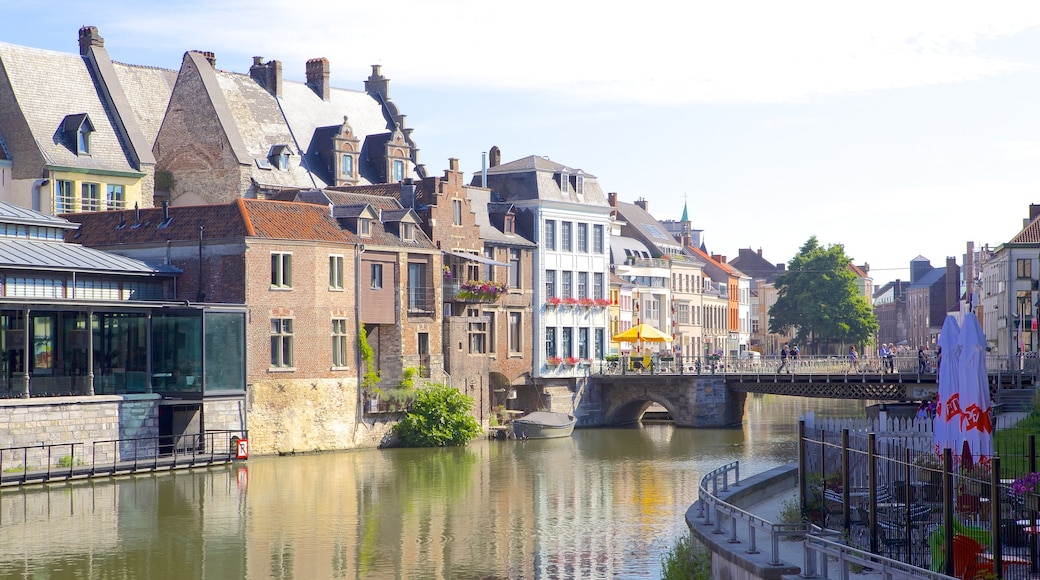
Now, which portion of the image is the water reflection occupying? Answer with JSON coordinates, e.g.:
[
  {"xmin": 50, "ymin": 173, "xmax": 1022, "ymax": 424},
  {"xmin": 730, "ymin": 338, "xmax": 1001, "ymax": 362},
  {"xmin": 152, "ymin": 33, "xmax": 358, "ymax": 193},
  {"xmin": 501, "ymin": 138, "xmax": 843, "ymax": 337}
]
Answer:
[{"xmin": 0, "ymin": 395, "xmax": 864, "ymax": 579}]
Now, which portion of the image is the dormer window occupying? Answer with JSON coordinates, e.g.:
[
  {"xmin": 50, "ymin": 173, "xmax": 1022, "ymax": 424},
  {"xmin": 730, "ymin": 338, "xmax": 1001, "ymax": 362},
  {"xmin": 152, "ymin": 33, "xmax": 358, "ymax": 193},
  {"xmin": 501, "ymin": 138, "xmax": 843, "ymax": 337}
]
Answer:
[
  {"xmin": 560, "ymin": 171, "xmax": 569, "ymax": 193},
  {"xmin": 62, "ymin": 113, "xmax": 94, "ymax": 156},
  {"xmin": 359, "ymin": 218, "xmax": 371, "ymax": 236},
  {"xmin": 402, "ymin": 222, "xmax": 415, "ymax": 241},
  {"xmin": 504, "ymin": 215, "xmax": 514, "ymax": 234},
  {"xmin": 268, "ymin": 144, "xmax": 293, "ymax": 171},
  {"xmin": 575, "ymin": 175, "xmax": 583, "ymax": 195},
  {"xmin": 392, "ymin": 159, "xmax": 405, "ymax": 182}
]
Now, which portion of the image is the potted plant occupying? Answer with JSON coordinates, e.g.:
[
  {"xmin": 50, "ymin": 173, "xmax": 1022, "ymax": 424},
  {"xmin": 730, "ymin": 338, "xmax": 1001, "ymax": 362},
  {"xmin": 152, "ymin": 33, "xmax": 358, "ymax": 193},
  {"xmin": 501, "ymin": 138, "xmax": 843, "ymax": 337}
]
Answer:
[{"xmin": 1011, "ymin": 472, "xmax": 1040, "ymax": 511}]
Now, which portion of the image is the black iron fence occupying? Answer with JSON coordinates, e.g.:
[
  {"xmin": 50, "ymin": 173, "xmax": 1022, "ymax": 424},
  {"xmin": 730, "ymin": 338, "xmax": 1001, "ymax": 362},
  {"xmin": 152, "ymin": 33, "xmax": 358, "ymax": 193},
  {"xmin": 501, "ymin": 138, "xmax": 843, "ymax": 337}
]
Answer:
[{"xmin": 800, "ymin": 419, "xmax": 1039, "ymax": 578}]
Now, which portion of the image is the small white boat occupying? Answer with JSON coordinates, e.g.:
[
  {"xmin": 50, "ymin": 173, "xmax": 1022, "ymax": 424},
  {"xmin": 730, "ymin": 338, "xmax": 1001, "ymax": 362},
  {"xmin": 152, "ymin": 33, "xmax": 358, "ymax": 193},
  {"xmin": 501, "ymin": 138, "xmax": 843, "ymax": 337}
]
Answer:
[{"xmin": 511, "ymin": 411, "xmax": 576, "ymax": 439}]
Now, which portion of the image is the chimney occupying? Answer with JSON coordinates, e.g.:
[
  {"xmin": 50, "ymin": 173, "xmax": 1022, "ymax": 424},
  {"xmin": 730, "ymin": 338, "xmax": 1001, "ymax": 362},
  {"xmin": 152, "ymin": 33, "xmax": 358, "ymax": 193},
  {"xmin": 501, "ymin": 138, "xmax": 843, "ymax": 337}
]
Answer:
[
  {"xmin": 608, "ymin": 192, "xmax": 618, "ymax": 207},
  {"xmin": 449, "ymin": 158, "xmax": 460, "ymax": 172},
  {"xmin": 634, "ymin": 197, "xmax": 648, "ymax": 211},
  {"xmin": 400, "ymin": 179, "xmax": 417, "ymax": 210},
  {"xmin": 78, "ymin": 26, "xmax": 104, "ymax": 56},
  {"xmin": 161, "ymin": 200, "xmax": 170, "ymax": 221},
  {"xmin": 758, "ymin": 248, "xmax": 763, "ymax": 256},
  {"xmin": 193, "ymin": 51, "xmax": 216, "ymax": 68},
  {"xmin": 776, "ymin": 264, "xmax": 786, "ymax": 273},
  {"xmin": 712, "ymin": 254, "xmax": 726, "ymax": 263},
  {"xmin": 364, "ymin": 64, "xmax": 389, "ymax": 99},
  {"xmin": 1028, "ymin": 204, "xmax": 1040, "ymax": 227},
  {"xmin": 489, "ymin": 146, "xmax": 501, "ymax": 168},
  {"xmin": 250, "ymin": 57, "xmax": 282, "ymax": 98},
  {"xmin": 306, "ymin": 58, "xmax": 330, "ymax": 101}
]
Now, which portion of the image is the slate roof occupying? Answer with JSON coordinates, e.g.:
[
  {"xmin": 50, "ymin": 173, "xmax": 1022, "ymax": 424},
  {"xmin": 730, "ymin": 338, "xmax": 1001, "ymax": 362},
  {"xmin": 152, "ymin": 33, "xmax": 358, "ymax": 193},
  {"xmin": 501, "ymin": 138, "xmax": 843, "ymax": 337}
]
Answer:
[
  {"xmin": 728, "ymin": 248, "xmax": 783, "ymax": 283},
  {"xmin": 611, "ymin": 236, "xmax": 653, "ymax": 265},
  {"xmin": 299, "ymin": 190, "xmax": 436, "ymax": 250},
  {"xmin": 481, "ymin": 155, "xmax": 610, "ymax": 206},
  {"xmin": 909, "ymin": 267, "xmax": 946, "ymax": 289},
  {"xmin": 0, "ymin": 42, "xmax": 140, "ymax": 174},
  {"xmin": 467, "ymin": 187, "xmax": 535, "ymax": 248},
  {"xmin": 614, "ymin": 201, "xmax": 684, "ymax": 256},
  {"xmin": 110, "ymin": 61, "xmax": 178, "ymax": 146},
  {"xmin": 0, "ymin": 131, "xmax": 8, "ymax": 161}
]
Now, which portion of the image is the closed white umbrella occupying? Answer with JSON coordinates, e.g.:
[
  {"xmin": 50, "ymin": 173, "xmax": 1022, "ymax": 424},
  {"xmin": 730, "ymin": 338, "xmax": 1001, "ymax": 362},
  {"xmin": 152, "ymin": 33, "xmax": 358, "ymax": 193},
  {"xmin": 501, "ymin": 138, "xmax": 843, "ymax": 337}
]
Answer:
[
  {"xmin": 954, "ymin": 312, "xmax": 993, "ymax": 462},
  {"xmin": 933, "ymin": 314, "xmax": 961, "ymax": 455}
]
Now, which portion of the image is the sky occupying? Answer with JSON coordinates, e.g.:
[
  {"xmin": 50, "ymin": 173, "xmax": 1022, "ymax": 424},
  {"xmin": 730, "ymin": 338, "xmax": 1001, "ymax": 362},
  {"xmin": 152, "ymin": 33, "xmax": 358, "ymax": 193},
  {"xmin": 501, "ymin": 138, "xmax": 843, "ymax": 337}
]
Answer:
[{"xmin": 4, "ymin": 1, "xmax": 1040, "ymax": 286}]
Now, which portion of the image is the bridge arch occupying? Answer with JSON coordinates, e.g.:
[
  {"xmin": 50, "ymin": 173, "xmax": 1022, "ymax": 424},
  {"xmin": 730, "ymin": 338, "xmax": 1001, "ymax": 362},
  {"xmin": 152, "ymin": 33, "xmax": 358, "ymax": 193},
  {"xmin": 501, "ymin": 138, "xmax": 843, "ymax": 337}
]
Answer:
[{"xmin": 605, "ymin": 392, "xmax": 678, "ymax": 425}]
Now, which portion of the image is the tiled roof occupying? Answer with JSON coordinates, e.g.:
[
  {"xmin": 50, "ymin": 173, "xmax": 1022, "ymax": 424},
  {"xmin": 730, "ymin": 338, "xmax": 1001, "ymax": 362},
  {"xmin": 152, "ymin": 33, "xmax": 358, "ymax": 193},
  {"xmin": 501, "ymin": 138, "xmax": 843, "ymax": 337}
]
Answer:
[{"xmin": 1010, "ymin": 217, "xmax": 1040, "ymax": 244}]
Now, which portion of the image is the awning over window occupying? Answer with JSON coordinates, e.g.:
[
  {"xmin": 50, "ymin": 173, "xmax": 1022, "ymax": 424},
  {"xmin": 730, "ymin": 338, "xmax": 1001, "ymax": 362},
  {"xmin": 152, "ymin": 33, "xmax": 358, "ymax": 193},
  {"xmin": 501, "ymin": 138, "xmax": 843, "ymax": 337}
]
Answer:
[{"xmin": 445, "ymin": 250, "xmax": 510, "ymax": 267}]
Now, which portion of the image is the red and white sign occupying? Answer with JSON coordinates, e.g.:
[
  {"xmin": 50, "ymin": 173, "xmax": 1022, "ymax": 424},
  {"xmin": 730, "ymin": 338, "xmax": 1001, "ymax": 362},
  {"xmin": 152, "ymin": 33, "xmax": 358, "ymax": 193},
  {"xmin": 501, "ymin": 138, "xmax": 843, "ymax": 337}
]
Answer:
[{"xmin": 235, "ymin": 438, "xmax": 249, "ymax": 459}]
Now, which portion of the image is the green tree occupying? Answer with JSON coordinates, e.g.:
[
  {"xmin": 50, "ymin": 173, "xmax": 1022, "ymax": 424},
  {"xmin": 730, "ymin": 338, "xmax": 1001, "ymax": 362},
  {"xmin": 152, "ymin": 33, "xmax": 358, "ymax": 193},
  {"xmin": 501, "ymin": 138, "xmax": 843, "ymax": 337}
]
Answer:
[
  {"xmin": 392, "ymin": 383, "xmax": 482, "ymax": 447},
  {"xmin": 359, "ymin": 323, "xmax": 381, "ymax": 397},
  {"xmin": 768, "ymin": 236, "xmax": 878, "ymax": 353}
]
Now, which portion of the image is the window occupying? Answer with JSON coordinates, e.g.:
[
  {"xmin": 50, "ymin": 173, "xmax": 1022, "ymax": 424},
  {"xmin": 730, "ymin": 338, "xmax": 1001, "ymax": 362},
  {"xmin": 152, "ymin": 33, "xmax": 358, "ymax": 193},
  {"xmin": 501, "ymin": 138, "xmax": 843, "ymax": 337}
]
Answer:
[
  {"xmin": 545, "ymin": 327, "xmax": 556, "ymax": 359},
  {"xmin": 577, "ymin": 272, "xmax": 588, "ymax": 299},
  {"xmin": 453, "ymin": 199, "xmax": 463, "ymax": 225},
  {"xmin": 486, "ymin": 311, "xmax": 496, "ymax": 352},
  {"xmin": 561, "ymin": 271, "xmax": 572, "ymax": 298},
  {"xmin": 594, "ymin": 329, "xmax": 604, "ymax": 359},
  {"xmin": 561, "ymin": 327, "xmax": 573, "ymax": 358},
  {"xmin": 509, "ymin": 249, "xmax": 521, "ymax": 288},
  {"xmin": 55, "ymin": 181, "xmax": 74, "ymax": 213},
  {"xmin": 271, "ymin": 253, "xmax": 292, "ymax": 288},
  {"xmin": 577, "ymin": 223, "xmax": 588, "ymax": 253},
  {"xmin": 469, "ymin": 319, "xmax": 487, "ymax": 354},
  {"xmin": 576, "ymin": 175, "xmax": 584, "ymax": 195},
  {"xmin": 544, "ymin": 220, "xmax": 556, "ymax": 250},
  {"xmin": 81, "ymin": 183, "xmax": 101, "ymax": 212},
  {"xmin": 677, "ymin": 303, "xmax": 689, "ymax": 324},
  {"xmin": 545, "ymin": 270, "xmax": 557, "ymax": 298},
  {"xmin": 329, "ymin": 255, "xmax": 344, "ymax": 289},
  {"xmin": 340, "ymin": 155, "xmax": 354, "ymax": 179},
  {"xmin": 392, "ymin": 159, "xmax": 405, "ymax": 182},
  {"xmin": 359, "ymin": 218, "xmax": 371, "ymax": 236},
  {"xmin": 578, "ymin": 328, "xmax": 589, "ymax": 359},
  {"xmin": 270, "ymin": 318, "xmax": 293, "ymax": 368},
  {"xmin": 593, "ymin": 273, "xmax": 604, "ymax": 300},
  {"xmin": 509, "ymin": 312, "xmax": 522, "ymax": 354},
  {"xmin": 560, "ymin": 172, "xmax": 569, "ymax": 193},
  {"xmin": 105, "ymin": 185, "xmax": 125, "ymax": 210},
  {"xmin": 77, "ymin": 125, "xmax": 91, "ymax": 155},
  {"xmin": 371, "ymin": 263, "xmax": 383, "ymax": 289},
  {"xmin": 1018, "ymin": 259, "xmax": 1032, "ymax": 279},
  {"xmin": 504, "ymin": 215, "xmax": 514, "ymax": 233},
  {"xmin": 407, "ymin": 263, "xmax": 429, "ymax": 312},
  {"xmin": 561, "ymin": 222, "xmax": 572, "ymax": 252},
  {"xmin": 332, "ymin": 318, "xmax": 348, "ymax": 367},
  {"xmin": 645, "ymin": 298, "xmax": 659, "ymax": 322},
  {"xmin": 402, "ymin": 222, "xmax": 415, "ymax": 241},
  {"xmin": 276, "ymin": 152, "xmax": 289, "ymax": 170}
]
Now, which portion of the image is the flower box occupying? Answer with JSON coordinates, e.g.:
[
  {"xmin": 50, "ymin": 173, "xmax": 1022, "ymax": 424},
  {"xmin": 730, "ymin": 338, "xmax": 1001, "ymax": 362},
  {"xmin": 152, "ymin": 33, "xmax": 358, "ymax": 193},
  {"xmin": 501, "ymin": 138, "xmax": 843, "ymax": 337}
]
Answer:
[
  {"xmin": 546, "ymin": 357, "xmax": 563, "ymax": 367},
  {"xmin": 546, "ymin": 297, "xmax": 563, "ymax": 307},
  {"xmin": 594, "ymin": 298, "xmax": 611, "ymax": 307},
  {"xmin": 564, "ymin": 357, "xmax": 580, "ymax": 366},
  {"xmin": 562, "ymin": 297, "xmax": 579, "ymax": 306},
  {"xmin": 578, "ymin": 298, "xmax": 596, "ymax": 308}
]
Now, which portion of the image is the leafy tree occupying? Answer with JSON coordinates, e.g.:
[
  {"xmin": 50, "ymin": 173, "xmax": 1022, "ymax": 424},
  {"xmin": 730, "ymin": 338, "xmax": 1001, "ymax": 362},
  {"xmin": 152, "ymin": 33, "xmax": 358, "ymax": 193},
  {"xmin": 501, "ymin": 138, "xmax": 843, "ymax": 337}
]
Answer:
[
  {"xmin": 768, "ymin": 236, "xmax": 878, "ymax": 353},
  {"xmin": 392, "ymin": 383, "xmax": 482, "ymax": 447}
]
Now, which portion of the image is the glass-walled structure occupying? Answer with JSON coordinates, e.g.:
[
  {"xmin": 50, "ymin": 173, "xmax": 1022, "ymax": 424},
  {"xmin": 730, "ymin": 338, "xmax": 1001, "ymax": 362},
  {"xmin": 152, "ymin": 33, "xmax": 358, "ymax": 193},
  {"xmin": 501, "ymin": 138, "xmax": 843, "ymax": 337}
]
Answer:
[{"xmin": 0, "ymin": 305, "xmax": 246, "ymax": 399}]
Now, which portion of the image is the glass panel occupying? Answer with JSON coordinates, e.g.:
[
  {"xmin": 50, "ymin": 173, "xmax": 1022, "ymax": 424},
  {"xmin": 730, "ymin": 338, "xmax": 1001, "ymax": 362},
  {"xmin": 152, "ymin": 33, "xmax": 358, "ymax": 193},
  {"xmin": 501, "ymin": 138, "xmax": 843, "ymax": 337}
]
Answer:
[
  {"xmin": 151, "ymin": 312, "xmax": 202, "ymax": 393},
  {"xmin": 205, "ymin": 311, "xmax": 245, "ymax": 392},
  {"xmin": 93, "ymin": 312, "xmax": 149, "ymax": 395}
]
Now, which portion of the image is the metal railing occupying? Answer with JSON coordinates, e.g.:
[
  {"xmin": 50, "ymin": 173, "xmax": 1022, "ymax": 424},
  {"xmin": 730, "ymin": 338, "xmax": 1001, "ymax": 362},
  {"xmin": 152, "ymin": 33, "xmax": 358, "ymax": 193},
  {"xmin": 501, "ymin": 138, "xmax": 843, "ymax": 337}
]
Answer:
[
  {"xmin": 0, "ymin": 429, "xmax": 245, "ymax": 486},
  {"xmin": 696, "ymin": 460, "xmax": 955, "ymax": 579}
]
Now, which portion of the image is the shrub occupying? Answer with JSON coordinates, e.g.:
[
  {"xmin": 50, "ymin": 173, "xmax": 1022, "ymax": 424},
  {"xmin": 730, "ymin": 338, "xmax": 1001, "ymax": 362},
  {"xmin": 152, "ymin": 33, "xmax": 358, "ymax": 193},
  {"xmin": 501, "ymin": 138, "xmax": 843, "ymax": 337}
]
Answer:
[
  {"xmin": 392, "ymin": 383, "xmax": 481, "ymax": 447},
  {"xmin": 660, "ymin": 531, "xmax": 710, "ymax": 580}
]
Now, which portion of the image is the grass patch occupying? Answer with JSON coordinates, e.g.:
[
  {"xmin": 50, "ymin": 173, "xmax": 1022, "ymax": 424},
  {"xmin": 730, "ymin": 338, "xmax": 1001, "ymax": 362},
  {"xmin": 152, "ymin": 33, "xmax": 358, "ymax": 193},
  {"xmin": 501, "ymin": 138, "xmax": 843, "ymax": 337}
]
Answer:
[
  {"xmin": 660, "ymin": 531, "xmax": 710, "ymax": 580},
  {"xmin": 994, "ymin": 407, "xmax": 1040, "ymax": 477}
]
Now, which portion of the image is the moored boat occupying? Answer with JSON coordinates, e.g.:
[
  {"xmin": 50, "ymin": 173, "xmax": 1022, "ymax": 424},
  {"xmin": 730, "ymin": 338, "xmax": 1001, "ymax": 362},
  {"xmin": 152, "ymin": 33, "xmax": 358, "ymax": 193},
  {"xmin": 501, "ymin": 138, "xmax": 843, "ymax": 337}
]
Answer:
[{"xmin": 511, "ymin": 411, "xmax": 576, "ymax": 439}]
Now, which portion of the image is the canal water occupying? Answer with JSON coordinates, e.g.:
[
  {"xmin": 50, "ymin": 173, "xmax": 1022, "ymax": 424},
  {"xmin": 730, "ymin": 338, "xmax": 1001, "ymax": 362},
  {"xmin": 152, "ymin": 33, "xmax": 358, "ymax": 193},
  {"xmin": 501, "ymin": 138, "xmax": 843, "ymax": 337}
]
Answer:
[{"xmin": 0, "ymin": 396, "xmax": 863, "ymax": 579}]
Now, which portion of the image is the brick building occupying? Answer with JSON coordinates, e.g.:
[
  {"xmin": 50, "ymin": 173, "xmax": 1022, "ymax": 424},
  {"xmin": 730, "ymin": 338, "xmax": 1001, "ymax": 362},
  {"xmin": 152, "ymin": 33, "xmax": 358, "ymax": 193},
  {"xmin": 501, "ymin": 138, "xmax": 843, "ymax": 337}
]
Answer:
[{"xmin": 66, "ymin": 196, "xmax": 440, "ymax": 454}]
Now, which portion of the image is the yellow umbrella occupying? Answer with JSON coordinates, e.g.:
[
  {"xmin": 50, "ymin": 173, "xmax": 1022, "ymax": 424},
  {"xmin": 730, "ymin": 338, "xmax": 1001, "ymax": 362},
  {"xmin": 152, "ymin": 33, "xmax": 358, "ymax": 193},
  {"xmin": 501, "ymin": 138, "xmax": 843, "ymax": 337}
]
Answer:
[{"xmin": 612, "ymin": 323, "xmax": 672, "ymax": 343}]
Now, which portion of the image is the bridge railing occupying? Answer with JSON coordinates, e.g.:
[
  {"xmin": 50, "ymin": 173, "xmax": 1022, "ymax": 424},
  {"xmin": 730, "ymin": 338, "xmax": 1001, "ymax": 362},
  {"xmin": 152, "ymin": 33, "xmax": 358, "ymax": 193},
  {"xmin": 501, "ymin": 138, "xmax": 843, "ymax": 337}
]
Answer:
[{"xmin": 593, "ymin": 353, "xmax": 1035, "ymax": 379}]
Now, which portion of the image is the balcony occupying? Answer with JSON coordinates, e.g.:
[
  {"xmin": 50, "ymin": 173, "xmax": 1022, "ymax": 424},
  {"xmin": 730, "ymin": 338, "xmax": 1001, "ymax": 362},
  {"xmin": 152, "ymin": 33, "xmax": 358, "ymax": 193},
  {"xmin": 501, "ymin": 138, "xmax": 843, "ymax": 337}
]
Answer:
[{"xmin": 445, "ymin": 280, "xmax": 507, "ymax": 303}]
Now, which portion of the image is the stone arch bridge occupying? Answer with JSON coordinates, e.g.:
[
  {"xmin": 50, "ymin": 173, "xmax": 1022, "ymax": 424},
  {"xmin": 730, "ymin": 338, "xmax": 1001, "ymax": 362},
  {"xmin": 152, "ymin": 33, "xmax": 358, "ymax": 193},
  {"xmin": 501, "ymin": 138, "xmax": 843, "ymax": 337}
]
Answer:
[{"xmin": 575, "ymin": 372, "xmax": 1022, "ymax": 428}]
